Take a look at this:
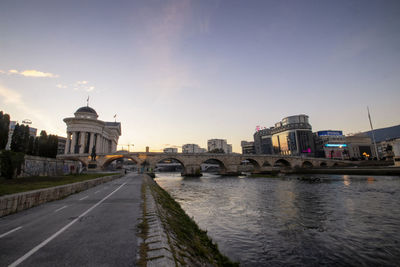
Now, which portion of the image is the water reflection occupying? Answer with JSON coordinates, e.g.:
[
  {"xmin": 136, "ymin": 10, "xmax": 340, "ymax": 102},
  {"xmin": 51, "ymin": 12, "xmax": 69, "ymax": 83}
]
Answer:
[
  {"xmin": 155, "ymin": 173, "xmax": 400, "ymax": 266},
  {"xmin": 343, "ymin": 175, "xmax": 351, "ymax": 186}
]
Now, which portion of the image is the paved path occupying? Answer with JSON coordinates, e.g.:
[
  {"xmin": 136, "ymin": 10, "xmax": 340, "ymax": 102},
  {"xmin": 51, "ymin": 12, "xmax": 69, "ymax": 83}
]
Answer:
[{"xmin": 0, "ymin": 173, "xmax": 143, "ymax": 267}]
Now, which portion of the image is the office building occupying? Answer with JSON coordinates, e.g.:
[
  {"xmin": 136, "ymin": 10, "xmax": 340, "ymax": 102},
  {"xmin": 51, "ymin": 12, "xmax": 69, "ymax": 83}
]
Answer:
[{"xmin": 207, "ymin": 139, "xmax": 232, "ymax": 153}]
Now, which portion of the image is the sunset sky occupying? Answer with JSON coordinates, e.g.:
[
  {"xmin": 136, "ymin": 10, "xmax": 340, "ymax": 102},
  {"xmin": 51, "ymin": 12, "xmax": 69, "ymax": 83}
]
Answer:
[{"xmin": 1, "ymin": 0, "xmax": 399, "ymax": 152}]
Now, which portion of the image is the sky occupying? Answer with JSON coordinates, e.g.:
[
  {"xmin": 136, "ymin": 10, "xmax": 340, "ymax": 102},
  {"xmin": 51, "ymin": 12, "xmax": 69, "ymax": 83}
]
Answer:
[{"xmin": 1, "ymin": 0, "xmax": 399, "ymax": 153}]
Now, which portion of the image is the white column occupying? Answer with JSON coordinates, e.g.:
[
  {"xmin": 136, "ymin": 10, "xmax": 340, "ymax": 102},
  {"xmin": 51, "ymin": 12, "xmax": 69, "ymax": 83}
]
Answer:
[
  {"xmin": 96, "ymin": 134, "xmax": 101, "ymax": 154},
  {"xmin": 79, "ymin": 132, "xmax": 86, "ymax": 154},
  {"xmin": 65, "ymin": 132, "xmax": 71, "ymax": 154},
  {"xmin": 71, "ymin": 132, "xmax": 77, "ymax": 154},
  {"xmin": 112, "ymin": 140, "xmax": 117, "ymax": 153},
  {"xmin": 101, "ymin": 137, "xmax": 105, "ymax": 154},
  {"xmin": 89, "ymin": 132, "xmax": 95, "ymax": 154}
]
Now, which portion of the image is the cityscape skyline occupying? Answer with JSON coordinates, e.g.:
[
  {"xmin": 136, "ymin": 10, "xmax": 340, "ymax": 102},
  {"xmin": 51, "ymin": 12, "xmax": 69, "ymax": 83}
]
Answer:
[{"xmin": 1, "ymin": 0, "xmax": 399, "ymax": 152}]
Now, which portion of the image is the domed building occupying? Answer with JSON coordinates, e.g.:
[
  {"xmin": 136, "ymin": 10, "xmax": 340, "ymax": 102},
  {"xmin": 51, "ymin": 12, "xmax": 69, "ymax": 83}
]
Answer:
[{"xmin": 63, "ymin": 106, "xmax": 121, "ymax": 155}]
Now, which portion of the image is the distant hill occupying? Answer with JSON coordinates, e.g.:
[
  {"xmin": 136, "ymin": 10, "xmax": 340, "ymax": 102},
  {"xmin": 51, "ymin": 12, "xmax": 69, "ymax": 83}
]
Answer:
[{"xmin": 363, "ymin": 124, "xmax": 400, "ymax": 142}]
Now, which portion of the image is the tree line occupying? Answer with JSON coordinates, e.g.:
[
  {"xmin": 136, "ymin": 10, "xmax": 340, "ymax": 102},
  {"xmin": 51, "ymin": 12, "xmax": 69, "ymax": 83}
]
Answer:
[{"xmin": 0, "ymin": 111, "xmax": 59, "ymax": 158}]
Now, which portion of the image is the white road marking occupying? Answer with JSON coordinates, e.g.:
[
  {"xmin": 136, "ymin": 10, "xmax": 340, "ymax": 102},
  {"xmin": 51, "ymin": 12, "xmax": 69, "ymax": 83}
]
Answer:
[
  {"xmin": 94, "ymin": 190, "xmax": 100, "ymax": 194},
  {"xmin": 54, "ymin": 205, "xmax": 68, "ymax": 213},
  {"xmin": 0, "ymin": 227, "xmax": 23, "ymax": 239},
  {"xmin": 8, "ymin": 182, "xmax": 127, "ymax": 267},
  {"xmin": 79, "ymin": 196, "xmax": 88, "ymax": 201}
]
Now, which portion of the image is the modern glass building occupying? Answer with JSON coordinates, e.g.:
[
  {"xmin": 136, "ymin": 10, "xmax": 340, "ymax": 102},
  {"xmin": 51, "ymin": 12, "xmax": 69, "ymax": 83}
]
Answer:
[
  {"xmin": 253, "ymin": 114, "xmax": 315, "ymax": 156},
  {"xmin": 253, "ymin": 128, "xmax": 274, "ymax": 154}
]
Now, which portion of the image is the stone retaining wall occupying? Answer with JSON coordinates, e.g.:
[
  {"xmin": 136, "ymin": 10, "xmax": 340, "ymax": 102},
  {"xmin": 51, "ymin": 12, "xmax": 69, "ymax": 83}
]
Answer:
[
  {"xmin": 0, "ymin": 173, "xmax": 123, "ymax": 217},
  {"xmin": 19, "ymin": 155, "xmax": 82, "ymax": 177}
]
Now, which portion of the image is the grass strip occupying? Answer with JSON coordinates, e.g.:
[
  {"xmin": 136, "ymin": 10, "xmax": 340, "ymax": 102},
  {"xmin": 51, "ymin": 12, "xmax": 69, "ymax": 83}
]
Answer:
[
  {"xmin": 147, "ymin": 177, "xmax": 239, "ymax": 267},
  {"xmin": 137, "ymin": 182, "xmax": 149, "ymax": 267},
  {"xmin": 0, "ymin": 173, "xmax": 116, "ymax": 196}
]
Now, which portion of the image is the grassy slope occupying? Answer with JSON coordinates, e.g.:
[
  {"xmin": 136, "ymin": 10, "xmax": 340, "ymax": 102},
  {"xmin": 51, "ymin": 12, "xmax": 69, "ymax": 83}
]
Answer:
[
  {"xmin": 147, "ymin": 177, "xmax": 238, "ymax": 266},
  {"xmin": 0, "ymin": 173, "xmax": 115, "ymax": 196}
]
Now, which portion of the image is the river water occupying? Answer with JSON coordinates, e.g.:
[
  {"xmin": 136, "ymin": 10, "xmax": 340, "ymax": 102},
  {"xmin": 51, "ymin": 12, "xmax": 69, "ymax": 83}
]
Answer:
[{"xmin": 155, "ymin": 173, "xmax": 400, "ymax": 266}]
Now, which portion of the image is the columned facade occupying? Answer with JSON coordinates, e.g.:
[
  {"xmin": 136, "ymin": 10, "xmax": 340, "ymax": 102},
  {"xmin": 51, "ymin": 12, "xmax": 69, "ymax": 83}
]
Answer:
[{"xmin": 63, "ymin": 106, "xmax": 121, "ymax": 156}]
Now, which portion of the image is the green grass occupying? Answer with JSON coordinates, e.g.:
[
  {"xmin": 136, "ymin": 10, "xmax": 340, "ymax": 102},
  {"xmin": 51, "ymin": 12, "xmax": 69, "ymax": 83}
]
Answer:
[
  {"xmin": 147, "ymin": 177, "xmax": 239, "ymax": 266},
  {"xmin": 137, "ymin": 182, "xmax": 149, "ymax": 267},
  {"xmin": 0, "ymin": 173, "xmax": 116, "ymax": 196}
]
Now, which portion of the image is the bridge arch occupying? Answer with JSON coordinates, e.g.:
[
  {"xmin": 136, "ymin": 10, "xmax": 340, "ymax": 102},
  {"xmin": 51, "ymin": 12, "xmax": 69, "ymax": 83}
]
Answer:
[
  {"xmin": 262, "ymin": 161, "xmax": 272, "ymax": 167},
  {"xmin": 66, "ymin": 157, "xmax": 88, "ymax": 167},
  {"xmin": 320, "ymin": 162, "xmax": 327, "ymax": 167},
  {"xmin": 274, "ymin": 159, "xmax": 291, "ymax": 168},
  {"xmin": 301, "ymin": 161, "xmax": 313, "ymax": 169},
  {"xmin": 241, "ymin": 158, "xmax": 261, "ymax": 171},
  {"xmin": 154, "ymin": 157, "xmax": 186, "ymax": 173},
  {"xmin": 201, "ymin": 158, "xmax": 227, "ymax": 173},
  {"xmin": 102, "ymin": 155, "xmax": 139, "ymax": 169}
]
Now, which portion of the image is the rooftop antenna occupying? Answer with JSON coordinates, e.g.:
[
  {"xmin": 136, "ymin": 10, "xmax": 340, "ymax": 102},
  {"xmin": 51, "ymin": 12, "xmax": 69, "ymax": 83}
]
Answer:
[
  {"xmin": 114, "ymin": 114, "xmax": 117, "ymax": 122},
  {"xmin": 367, "ymin": 106, "xmax": 379, "ymax": 160},
  {"xmin": 87, "ymin": 95, "xmax": 90, "ymax": 107}
]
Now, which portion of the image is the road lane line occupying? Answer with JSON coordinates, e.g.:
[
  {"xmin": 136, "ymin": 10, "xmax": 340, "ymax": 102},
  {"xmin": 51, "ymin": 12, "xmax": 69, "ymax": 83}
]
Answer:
[
  {"xmin": 94, "ymin": 190, "xmax": 100, "ymax": 194},
  {"xmin": 8, "ymin": 182, "xmax": 127, "ymax": 267},
  {"xmin": 54, "ymin": 206, "xmax": 68, "ymax": 213},
  {"xmin": 0, "ymin": 227, "xmax": 23, "ymax": 239},
  {"xmin": 79, "ymin": 196, "xmax": 88, "ymax": 201}
]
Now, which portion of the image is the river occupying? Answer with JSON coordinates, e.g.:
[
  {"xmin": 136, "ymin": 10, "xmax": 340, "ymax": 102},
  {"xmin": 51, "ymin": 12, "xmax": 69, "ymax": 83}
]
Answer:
[{"xmin": 154, "ymin": 172, "xmax": 400, "ymax": 266}]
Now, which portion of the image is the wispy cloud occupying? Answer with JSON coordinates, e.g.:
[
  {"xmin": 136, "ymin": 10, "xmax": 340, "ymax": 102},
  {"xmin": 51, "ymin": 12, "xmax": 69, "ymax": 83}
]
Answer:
[
  {"xmin": 73, "ymin": 80, "xmax": 95, "ymax": 92},
  {"xmin": 4, "ymin": 69, "xmax": 59, "ymax": 78},
  {"xmin": 0, "ymin": 84, "xmax": 62, "ymax": 135},
  {"xmin": 56, "ymin": 84, "xmax": 68, "ymax": 89},
  {"xmin": 0, "ymin": 84, "xmax": 22, "ymax": 104}
]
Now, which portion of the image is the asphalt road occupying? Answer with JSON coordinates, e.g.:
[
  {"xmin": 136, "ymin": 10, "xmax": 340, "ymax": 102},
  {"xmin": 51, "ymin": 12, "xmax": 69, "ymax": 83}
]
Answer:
[{"xmin": 0, "ymin": 173, "xmax": 143, "ymax": 267}]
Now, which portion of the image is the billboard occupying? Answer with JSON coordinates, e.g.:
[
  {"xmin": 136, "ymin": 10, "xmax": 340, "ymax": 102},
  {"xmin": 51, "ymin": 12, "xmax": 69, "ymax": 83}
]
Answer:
[{"xmin": 317, "ymin": 130, "xmax": 343, "ymax": 136}]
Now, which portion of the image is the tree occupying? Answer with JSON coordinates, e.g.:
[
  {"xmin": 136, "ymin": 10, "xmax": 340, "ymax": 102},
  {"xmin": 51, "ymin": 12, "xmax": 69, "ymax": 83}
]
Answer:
[
  {"xmin": 10, "ymin": 124, "xmax": 30, "ymax": 153},
  {"xmin": 33, "ymin": 137, "xmax": 39, "ymax": 156},
  {"xmin": 38, "ymin": 130, "xmax": 48, "ymax": 157},
  {"xmin": 0, "ymin": 111, "xmax": 10, "ymax": 149},
  {"xmin": 47, "ymin": 135, "xmax": 59, "ymax": 158},
  {"xmin": 27, "ymin": 136, "xmax": 35, "ymax": 155},
  {"xmin": 0, "ymin": 150, "xmax": 25, "ymax": 179}
]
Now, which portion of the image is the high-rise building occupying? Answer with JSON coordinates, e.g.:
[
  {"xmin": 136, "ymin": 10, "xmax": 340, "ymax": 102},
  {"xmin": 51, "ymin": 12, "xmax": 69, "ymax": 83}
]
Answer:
[
  {"xmin": 241, "ymin": 141, "xmax": 255, "ymax": 154},
  {"xmin": 253, "ymin": 128, "xmax": 273, "ymax": 154},
  {"xmin": 271, "ymin": 115, "xmax": 314, "ymax": 156},
  {"xmin": 253, "ymin": 114, "xmax": 314, "ymax": 156},
  {"xmin": 207, "ymin": 139, "xmax": 232, "ymax": 153}
]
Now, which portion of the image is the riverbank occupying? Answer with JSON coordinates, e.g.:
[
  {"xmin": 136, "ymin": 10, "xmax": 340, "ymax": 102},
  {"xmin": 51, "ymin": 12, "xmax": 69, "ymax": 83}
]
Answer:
[
  {"xmin": 139, "ymin": 175, "xmax": 237, "ymax": 266},
  {"xmin": 289, "ymin": 166, "xmax": 400, "ymax": 176}
]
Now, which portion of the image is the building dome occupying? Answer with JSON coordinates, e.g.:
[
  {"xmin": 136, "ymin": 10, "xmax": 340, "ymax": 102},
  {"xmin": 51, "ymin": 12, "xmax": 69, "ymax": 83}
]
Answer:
[
  {"xmin": 74, "ymin": 106, "xmax": 98, "ymax": 119},
  {"xmin": 76, "ymin": 106, "xmax": 98, "ymax": 115}
]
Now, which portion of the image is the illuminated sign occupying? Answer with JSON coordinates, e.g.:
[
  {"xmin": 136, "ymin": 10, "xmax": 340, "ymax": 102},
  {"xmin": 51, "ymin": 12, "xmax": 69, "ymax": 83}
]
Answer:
[
  {"xmin": 318, "ymin": 131, "xmax": 343, "ymax": 136},
  {"xmin": 325, "ymin": 144, "xmax": 347, "ymax": 148}
]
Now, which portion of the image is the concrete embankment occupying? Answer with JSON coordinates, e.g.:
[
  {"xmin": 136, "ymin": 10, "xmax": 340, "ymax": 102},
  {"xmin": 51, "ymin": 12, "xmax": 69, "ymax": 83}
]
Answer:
[
  {"xmin": 0, "ymin": 173, "xmax": 123, "ymax": 217},
  {"xmin": 138, "ymin": 175, "xmax": 237, "ymax": 267},
  {"xmin": 291, "ymin": 167, "xmax": 400, "ymax": 176}
]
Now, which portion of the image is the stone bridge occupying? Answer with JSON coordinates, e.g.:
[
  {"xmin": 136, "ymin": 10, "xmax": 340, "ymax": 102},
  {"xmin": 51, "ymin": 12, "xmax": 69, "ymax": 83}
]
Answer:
[{"xmin": 57, "ymin": 152, "xmax": 355, "ymax": 176}]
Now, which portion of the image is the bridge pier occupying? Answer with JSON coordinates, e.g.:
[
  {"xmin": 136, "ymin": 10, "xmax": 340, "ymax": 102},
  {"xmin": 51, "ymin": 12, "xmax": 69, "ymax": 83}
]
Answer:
[
  {"xmin": 220, "ymin": 165, "xmax": 241, "ymax": 176},
  {"xmin": 181, "ymin": 164, "xmax": 202, "ymax": 177}
]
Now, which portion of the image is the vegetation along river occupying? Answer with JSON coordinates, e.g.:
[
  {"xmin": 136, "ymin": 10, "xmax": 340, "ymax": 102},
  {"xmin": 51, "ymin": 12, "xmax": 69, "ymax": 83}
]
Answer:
[{"xmin": 155, "ymin": 172, "xmax": 400, "ymax": 266}]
